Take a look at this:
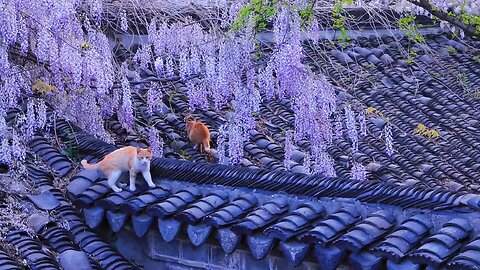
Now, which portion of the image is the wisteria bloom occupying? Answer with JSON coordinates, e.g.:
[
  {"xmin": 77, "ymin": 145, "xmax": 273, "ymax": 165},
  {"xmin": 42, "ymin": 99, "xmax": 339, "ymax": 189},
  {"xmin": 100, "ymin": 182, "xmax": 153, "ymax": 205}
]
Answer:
[
  {"xmin": 345, "ymin": 106, "xmax": 358, "ymax": 152},
  {"xmin": 284, "ymin": 131, "xmax": 294, "ymax": 171},
  {"xmin": 303, "ymin": 152, "xmax": 312, "ymax": 175},
  {"xmin": 119, "ymin": 77, "xmax": 135, "ymax": 131},
  {"xmin": 351, "ymin": 162, "xmax": 367, "ymax": 181},
  {"xmin": 148, "ymin": 126, "xmax": 164, "ymax": 157},
  {"xmin": 120, "ymin": 9, "xmax": 128, "ymax": 32},
  {"xmin": 216, "ymin": 125, "xmax": 228, "ymax": 165},
  {"xmin": 384, "ymin": 123, "xmax": 394, "ymax": 156},
  {"xmin": 147, "ymin": 82, "xmax": 163, "ymax": 115}
]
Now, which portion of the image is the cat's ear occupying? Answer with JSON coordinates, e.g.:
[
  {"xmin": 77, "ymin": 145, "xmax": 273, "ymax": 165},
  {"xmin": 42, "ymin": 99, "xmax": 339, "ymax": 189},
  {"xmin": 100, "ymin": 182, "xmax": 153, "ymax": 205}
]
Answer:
[
  {"xmin": 147, "ymin": 146, "xmax": 152, "ymax": 152},
  {"xmin": 136, "ymin": 147, "xmax": 141, "ymax": 154}
]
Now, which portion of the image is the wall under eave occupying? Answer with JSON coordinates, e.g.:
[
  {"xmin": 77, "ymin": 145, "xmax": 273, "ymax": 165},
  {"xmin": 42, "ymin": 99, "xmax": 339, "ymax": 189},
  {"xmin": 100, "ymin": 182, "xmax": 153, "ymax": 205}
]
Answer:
[{"xmin": 114, "ymin": 226, "xmax": 350, "ymax": 270}]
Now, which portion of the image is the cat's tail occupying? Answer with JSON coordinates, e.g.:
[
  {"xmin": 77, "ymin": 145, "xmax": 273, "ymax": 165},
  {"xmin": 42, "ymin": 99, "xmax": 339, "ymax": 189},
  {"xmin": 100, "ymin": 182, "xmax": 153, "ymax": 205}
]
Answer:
[
  {"xmin": 203, "ymin": 140, "xmax": 214, "ymax": 161},
  {"xmin": 81, "ymin": 160, "xmax": 99, "ymax": 170}
]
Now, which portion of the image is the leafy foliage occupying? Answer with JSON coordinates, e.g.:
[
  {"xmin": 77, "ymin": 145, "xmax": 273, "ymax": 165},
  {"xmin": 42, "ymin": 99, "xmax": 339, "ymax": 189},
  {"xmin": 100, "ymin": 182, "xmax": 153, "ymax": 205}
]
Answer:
[
  {"xmin": 414, "ymin": 123, "xmax": 440, "ymax": 139},
  {"xmin": 233, "ymin": 0, "xmax": 277, "ymax": 32},
  {"xmin": 332, "ymin": 0, "xmax": 350, "ymax": 45},
  {"xmin": 398, "ymin": 15, "xmax": 425, "ymax": 43}
]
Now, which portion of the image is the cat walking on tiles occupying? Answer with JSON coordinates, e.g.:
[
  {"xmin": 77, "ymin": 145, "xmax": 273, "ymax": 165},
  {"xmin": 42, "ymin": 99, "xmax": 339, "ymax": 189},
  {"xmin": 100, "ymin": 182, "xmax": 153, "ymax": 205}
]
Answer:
[
  {"xmin": 81, "ymin": 146, "xmax": 155, "ymax": 192},
  {"xmin": 184, "ymin": 115, "xmax": 214, "ymax": 162}
]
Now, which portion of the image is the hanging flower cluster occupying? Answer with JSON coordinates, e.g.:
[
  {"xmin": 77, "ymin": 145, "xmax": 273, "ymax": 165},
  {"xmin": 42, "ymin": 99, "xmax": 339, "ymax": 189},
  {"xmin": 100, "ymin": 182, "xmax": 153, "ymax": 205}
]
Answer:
[
  {"xmin": 284, "ymin": 131, "xmax": 294, "ymax": 171},
  {"xmin": 384, "ymin": 123, "xmax": 394, "ymax": 156},
  {"xmin": 148, "ymin": 126, "xmax": 164, "ymax": 158}
]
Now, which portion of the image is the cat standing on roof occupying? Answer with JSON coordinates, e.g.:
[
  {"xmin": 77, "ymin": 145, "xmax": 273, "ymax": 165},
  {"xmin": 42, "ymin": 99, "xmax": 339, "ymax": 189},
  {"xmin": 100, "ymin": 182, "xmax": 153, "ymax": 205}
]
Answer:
[
  {"xmin": 184, "ymin": 115, "xmax": 214, "ymax": 161},
  {"xmin": 81, "ymin": 146, "xmax": 155, "ymax": 192}
]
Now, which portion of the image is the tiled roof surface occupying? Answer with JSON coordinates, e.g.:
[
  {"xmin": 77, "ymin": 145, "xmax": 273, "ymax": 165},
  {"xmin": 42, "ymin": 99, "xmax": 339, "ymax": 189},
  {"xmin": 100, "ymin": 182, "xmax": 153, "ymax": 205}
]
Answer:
[
  {"xmin": 107, "ymin": 32, "xmax": 480, "ymax": 196},
  {"xmin": 16, "ymin": 112, "xmax": 480, "ymax": 270},
  {"xmin": 0, "ymin": 121, "xmax": 141, "ymax": 269},
  {"xmin": 1, "ymin": 29, "xmax": 480, "ymax": 270}
]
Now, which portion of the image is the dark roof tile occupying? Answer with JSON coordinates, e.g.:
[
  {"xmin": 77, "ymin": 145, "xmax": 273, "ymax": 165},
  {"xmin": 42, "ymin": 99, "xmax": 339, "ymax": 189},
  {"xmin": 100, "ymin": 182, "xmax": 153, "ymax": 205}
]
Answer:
[
  {"xmin": 96, "ymin": 189, "xmax": 138, "ymax": 211},
  {"xmin": 204, "ymin": 193, "xmax": 258, "ymax": 227},
  {"xmin": 299, "ymin": 206, "xmax": 361, "ymax": 245},
  {"xmin": 74, "ymin": 181, "xmax": 112, "ymax": 208},
  {"xmin": 230, "ymin": 196, "xmax": 289, "ymax": 235},
  {"xmin": 313, "ymin": 245, "xmax": 346, "ymax": 270},
  {"xmin": 131, "ymin": 214, "xmax": 153, "ymax": 238},
  {"xmin": 0, "ymin": 249, "xmax": 22, "ymax": 269},
  {"xmin": 105, "ymin": 211, "xmax": 128, "ymax": 232},
  {"xmin": 247, "ymin": 233, "xmax": 275, "ymax": 260},
  {"xmin": 279, "ymin": 241, "xmax": 310, "ymax": 267},
  {"xmin": 119, "ymin": 184, "xmax": 171, "ymax": 214},
  {"xmin": 187, "ymin": 224, "xmax": 213, "ymax": 246},
  {"xmin": 373, "ymin": 214, "xmax": 433, "ymax": 262},
  {"xmin": 447, "ymin": 236, "xmax": 480, "ymax": 270},
  {"xmin": 157, "ymin": 218, "xmax": 182, "ymax": 242},
  {"xmin": 216, "ymin": 228, "xmax": 241, "ymax": 254},
  {"xmin": 146, "ymin": 188, "xmax": 201, "ymax": 218},
  {"xmin": 83, "ymin": 206, "xmax": 105, "ymax": 229},
  {"xmin": 58, "ymin": 250, "xmax": 92, "ymax": 270},
  {"xmin": 263, "ymin": 201, "xmax": 325, "ymax": 241},
  {"xmin": 28, "ymin": 190, "xmax": 61, "ymax": 211},
  {"xmin": 408, "ymin": 218, "xmax": 472, "ymax": 267},
  {"xmin": 386, "ymin": 259, "xmax": 421, "ymax": 270},
  {"xmin": 349, "ymin": 251, "xmax": 384, "ymax": 270},
  {"xmin": 175, "ymin": 190, "xmax": 230, "ymax": 223},
  {"xmin": 334, "ymin": 210, "xmax": 395, "ymax": 252},
  {"xmin": 6, "ymin": 230, "xmax": 60, "ymax": 269}
]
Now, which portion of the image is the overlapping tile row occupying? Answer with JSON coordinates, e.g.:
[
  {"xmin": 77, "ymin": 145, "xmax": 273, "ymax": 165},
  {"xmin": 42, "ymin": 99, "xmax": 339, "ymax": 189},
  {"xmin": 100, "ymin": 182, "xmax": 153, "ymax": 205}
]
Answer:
[
  {"xmin": 26, "ymin": 175, "xmax": 141, "ymax": 270},
  {"xmin": 6, "ymin": 230, "xmax": 61, "ymax": 269},
  {"xmin": 407, "ymin": 218, "xmax": 472, "ymax": 267},
  {"xmin": 29, "ymin": 136, "xmax": 73, "ymax": 177},
  {"xmin": 0, "ymin": 249, "xmax": 22, "ymax": 270},
  {"xmin": 447, "ymin": 234, "xmax": 480, "ymax": 270},
  {"xmin": 263, "ymin": 201, "xmax": 325, "ymax": 241},
  {"xmin": 372, "ymin": 214, "xmax": 433, "ymax": 262},
  {"xmin": 150, "ymin": 157, "xmax": 472, "ymax": 210},
  {"xmin": 35, "ymin": 221, "xmax": 103, "ymax": 270},
  {"xmin": 334, "ymin": 210, "xmax": 396, "ymax": 252},
  {"xmin": 22, "ymin": 108, "xmax": 480, "ymax": 269},
  {"xmin": 299, "ymin": 206, "xmax": 361, "ymax": 246}
]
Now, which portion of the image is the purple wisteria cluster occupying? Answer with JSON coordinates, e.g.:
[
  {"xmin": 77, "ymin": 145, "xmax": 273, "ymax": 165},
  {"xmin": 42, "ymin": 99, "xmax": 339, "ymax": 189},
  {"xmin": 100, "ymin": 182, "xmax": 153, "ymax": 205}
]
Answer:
[
  {"xmin": 0, "ymin": 0, "xmax": 115, "ymax": 144},
  {"xmin": 147, "ymin": 126, "xmax": 164, "ymax": 158},
  {"xmin": 139, "ymin": 3, "xmax": 376, "ymax": 178},
  {"xmin": 284, "ymin": 131, "xmax": 294, "ymax": 171},
  {"xmin": 146, "ymin": 82, "xmax": 163, "ymax": 115}
]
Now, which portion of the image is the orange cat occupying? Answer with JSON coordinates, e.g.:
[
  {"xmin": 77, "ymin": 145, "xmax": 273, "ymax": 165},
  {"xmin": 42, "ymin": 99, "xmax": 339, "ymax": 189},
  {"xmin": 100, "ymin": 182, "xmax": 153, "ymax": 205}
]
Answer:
[
  {"xmin": 81, "ymin": 146, "xmax": 155, "ymax": 192},
  {"xmin": 184, "ymin": 115, "xmax": 212, "ymax": 158}
]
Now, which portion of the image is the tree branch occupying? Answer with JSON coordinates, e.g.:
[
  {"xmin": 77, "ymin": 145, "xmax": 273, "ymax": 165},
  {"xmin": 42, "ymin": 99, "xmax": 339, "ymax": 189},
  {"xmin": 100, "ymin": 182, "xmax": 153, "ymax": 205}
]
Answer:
[{"xmin": 407, "ymin": 0, "xmax": 479, "ymax": 38}]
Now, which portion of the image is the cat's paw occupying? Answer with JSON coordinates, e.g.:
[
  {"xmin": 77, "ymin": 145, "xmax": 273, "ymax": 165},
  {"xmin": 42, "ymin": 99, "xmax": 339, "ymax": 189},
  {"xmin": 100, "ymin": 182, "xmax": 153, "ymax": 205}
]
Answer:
[
  {"xmin": 112, "ymin": 187, "xmax": 122, "ymax": 192},
  {"xmin": 118, "ymin": 182, "xmax": 127, "ymax": 187},
  {"xmin": 130, "ymin": 186, "xmax": 136, "ymax": 192},
  {"xmin": 148, "ymin": 183, "xmax": 156, "ymax": 188}
]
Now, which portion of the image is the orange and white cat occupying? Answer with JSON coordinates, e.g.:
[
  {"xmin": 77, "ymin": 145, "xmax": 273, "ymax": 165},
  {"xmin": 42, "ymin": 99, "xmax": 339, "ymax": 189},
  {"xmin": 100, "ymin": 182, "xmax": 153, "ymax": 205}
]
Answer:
[
  {"xmin": 81, "ymin": 146, "xmax": 155, "ymax": 192},
  {"xmin": 184, "ymin": 115, "xmax": 212, "ymax": 158}
]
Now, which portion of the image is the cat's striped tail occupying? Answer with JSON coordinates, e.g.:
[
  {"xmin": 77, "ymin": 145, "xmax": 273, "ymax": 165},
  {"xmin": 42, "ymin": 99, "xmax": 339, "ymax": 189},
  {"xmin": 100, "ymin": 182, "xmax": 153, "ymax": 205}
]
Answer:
[{"xmin": 81, "ymin": 160, "xmax": 98, "ymax": 170}]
